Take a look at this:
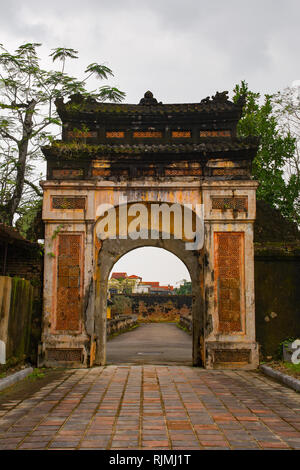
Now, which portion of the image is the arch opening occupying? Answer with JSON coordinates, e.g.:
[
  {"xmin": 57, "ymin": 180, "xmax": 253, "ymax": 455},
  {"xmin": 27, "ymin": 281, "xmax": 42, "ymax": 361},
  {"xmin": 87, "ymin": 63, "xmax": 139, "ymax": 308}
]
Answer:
[
  {"xmin": 106, "ymin": 247, "xmax": 193, "ymax": 365},
  {"xmin": 93, "ymin": 236, "xmax": 205, "ymax": 367}
]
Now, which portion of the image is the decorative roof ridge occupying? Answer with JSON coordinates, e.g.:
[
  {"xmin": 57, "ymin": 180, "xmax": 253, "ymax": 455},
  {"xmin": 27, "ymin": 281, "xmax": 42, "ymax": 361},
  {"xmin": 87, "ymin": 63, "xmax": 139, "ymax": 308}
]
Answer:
[
  {"xmin": 48, "ymin": 135, "xmax": 260, "ymax": 148},
  {"xmin": 55, "ymin": 90, "xmax": 245, "ymax": 112}
]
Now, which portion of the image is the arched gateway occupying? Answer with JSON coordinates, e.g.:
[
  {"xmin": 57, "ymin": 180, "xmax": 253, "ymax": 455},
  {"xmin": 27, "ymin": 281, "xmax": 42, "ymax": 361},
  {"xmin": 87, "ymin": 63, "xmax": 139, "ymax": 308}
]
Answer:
[{"xmin": 40, "ymin": 90, "xmax": 259, "ymax": 369}]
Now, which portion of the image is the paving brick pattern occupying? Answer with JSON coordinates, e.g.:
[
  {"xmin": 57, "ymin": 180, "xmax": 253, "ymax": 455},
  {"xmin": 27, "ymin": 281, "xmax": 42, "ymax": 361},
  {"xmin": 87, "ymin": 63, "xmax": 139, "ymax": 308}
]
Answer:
[{"xmin": 0, "ymin": 366, "xmax": 300, "ymax": 450}]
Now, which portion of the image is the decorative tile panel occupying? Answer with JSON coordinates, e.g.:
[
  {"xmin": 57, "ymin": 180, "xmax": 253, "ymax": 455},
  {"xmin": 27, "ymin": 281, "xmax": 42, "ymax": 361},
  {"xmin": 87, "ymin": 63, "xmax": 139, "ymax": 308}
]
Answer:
[
  {"xmin": 214, "ymin": 232, "xmax": 244, "ymax": 333},
  {"xmin": 212, "ymin": 168, "xmax": 248, "ymax": 176},
  {"xmin": 172, "ymin": 131, "xmax": 191, "ymax": 138},
  {"xmin": 211, "ymin": 197, "xmax": 248, "ymax": 211},
  {"xmin": 47, "ymin": 348, "xmax": 82, "ymax": 362},
  {"xmin": 56, "ymin": 234, "xmax": 82, "ymax": 331},
  {"xmin": 52, "ymin": 197, "xmax": 86, "ymax": 210},
  {"xmin": 200, "ymin": 130, "xmax": 231, "ymax": 137},
  {"xmin": 106, "ymin": 131, "xmax": 125, "ymax": 138},
  {"xmin": 165, "ymin": 168, "xmax": 202, "ymax": 176},
  {"xmin": 133, "ymin": 131, "xmax": 162, "ymax": 138},
  {"xmin": 214, "ymin": 349, "xmax": 250, "ymax": 363},
  {"xmin": 92, "ymin": 169, "xmax": 111, "ymax": 176},
  {"xmin": 52, "ymin": 169, "xmax": 84, "ymax": 179}
]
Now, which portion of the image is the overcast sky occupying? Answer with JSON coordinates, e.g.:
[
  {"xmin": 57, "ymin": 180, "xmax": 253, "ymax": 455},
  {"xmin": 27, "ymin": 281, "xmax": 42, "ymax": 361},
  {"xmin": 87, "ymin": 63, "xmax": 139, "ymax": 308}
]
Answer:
[
  {"xmin": 1, "ymin": 0, "xmax": 299, "ymax": 103},
  {"xmin": 2, "ymin": 0, "xmax": 299, "ymax": 283},
  {"xmin": 110, "ymin": 248, "xmax": 191, "ymax": 287}
]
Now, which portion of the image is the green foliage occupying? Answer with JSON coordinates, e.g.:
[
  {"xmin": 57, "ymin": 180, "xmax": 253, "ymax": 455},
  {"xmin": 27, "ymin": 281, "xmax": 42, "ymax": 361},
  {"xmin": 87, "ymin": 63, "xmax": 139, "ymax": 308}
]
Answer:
[
  {"xmin": 111, "ymin": 295, "xmax": 132, "ymax": 316},
  {"xmin": 15, "ymin": 198, "xmax": 43, "ymax": 241},
  {"xmin": 233, "ymin": 81, "xmax": 299, "ymax": 224},
  {"xmin": 175, "ymin": 279, "xmax": 192, "ymax": 295},
  {"xmin": 176, "ymin": 323, "xmax": 191, "ymax": 335},
  {"xmin": 51, "ymin": 224, "xmax": 64, "ymax": 240},
  {"xmin": 280, "ymin": 337, "xmax": 297, "ymax": 348},
  {"xmin": 0, "ymin": 42, "xmax": 125, "ymax": 226},
  {"xmin": 108, "ymin": 324, "xmax": 139, "ymax": 339},
  {"xmin": 109, "ymin": 277, "xmax": 137, "ymax": 295},
  {"xmin": 277, "ymin": 337, "xmax": 297, "ymax": 359},
  {"xmin": 27, "ymin": 368, "xmax": 45, "ymax": 380},
  {"xmin": 284, "ymin": 362, "xmax": 300, "ymax": 373}
]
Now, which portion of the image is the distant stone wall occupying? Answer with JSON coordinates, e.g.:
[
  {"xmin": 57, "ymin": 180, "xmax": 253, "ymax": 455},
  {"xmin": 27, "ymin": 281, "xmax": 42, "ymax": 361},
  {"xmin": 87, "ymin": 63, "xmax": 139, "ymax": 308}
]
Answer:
[
  {"xmin": 107, "ymin": 315, "xmax": 137, "ymax": 337},
  {"xmin": 179, "ymin": 315, "xmax": 192, "ymax": 333},
  {"xmin": 112, "ymin": 294, "xmax": 192, "ymax": 318},
  {"xmin": 0, "ymin": 276, "xmax": 34, "ymax": 363},
  {"xmin": 254, "ymin": 245, "xmax": 300, "ymax": 358}
]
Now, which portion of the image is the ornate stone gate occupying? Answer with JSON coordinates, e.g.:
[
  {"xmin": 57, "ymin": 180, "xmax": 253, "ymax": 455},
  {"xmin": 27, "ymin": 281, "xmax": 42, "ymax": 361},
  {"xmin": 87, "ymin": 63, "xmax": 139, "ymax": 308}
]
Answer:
[{"xmin": 39, "ymin": 90, "xmax": 259, "ymax": 369}]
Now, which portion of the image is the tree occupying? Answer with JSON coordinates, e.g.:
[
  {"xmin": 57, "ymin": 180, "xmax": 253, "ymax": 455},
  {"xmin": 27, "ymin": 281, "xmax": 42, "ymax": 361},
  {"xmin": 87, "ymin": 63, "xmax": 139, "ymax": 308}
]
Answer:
[
  {"xmin": 108, "ymin": 277, "xmax": 136, "ymax": 295},
  {"xmin": 0, "ymin": 43, "xmax": 125, "ymax": 226},
  {"xmin": 273, "ymin": 87, "xmax": 300, "ymax": 222},
  {"xmin": 232, "ymin": 81, "xmax": 299, "ymax": 224},
  {"xmin": 111, "ymin": 295, "xmax": 132, "ymax": 317},
  {"xmin": 175, "ymin": 279, "xmax": 192, "ymax": 295}
]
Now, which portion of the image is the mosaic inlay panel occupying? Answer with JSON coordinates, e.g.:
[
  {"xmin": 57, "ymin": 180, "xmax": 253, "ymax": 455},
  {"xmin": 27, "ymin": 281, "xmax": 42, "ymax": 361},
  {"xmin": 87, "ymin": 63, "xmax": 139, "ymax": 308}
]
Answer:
[
  {"xmin": 52, "ymin": 197, "xmax": 86, "ymax": 210},
  {"xmin": 47, "ymin": 348, "xmax": 82, "ymax": 362},
  {"xmin": 106, "ymin": 131, "xmax": 125, "ymax": 138},
  {"xmin": 214, "ymin": 232, "xmax": 244, "ymax": 334},
  {"xmin": 56, "ymin": 234, "xmax": 82, "ymax": 331},
  {"xmin": 200, "ymin": 130, "xmax": 231, "ymax": 137},
  {"xmin": 133, "ymin": 131, "xmax": 162, "ymax": 138},
  {"xmin": 211, "ymin": 197, "xmax": 248, "ymax": 211},
  {"xmin": 171, "ymin": 131, "xmax": 191, "ymax": 138}
]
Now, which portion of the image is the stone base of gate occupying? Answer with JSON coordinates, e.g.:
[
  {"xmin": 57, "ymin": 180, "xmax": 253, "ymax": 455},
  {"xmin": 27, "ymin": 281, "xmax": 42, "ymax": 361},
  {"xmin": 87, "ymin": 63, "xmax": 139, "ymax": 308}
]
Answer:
[
  {"xmin": 38, "ymin": 342, "xmax": 259, "ymax": 370},
  {"xmin": 205, "ymin": 341, "xmax": 259, "ymax": 370},
  {"xmin": 38, "ymin": 340, "xmax": 88, "ymax": 368}
]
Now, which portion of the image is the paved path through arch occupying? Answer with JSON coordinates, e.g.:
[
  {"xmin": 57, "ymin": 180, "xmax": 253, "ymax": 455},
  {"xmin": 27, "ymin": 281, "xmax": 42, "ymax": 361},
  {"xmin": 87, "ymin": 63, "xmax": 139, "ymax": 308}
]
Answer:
[
  {"xmin": 107, "ymin": 323, "xmax": 192, "ymax": 365},
  {"xmin": 0, "ymin": 326, "xmax": 300, "ymax": 450}
]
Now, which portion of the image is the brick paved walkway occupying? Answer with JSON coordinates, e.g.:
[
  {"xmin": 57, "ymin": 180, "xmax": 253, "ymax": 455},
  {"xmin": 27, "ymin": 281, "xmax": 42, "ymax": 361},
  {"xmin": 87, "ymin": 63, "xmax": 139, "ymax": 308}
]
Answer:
[{"xmin": 0, "ymin": 365, "xmax": 300, "ymax": 450}]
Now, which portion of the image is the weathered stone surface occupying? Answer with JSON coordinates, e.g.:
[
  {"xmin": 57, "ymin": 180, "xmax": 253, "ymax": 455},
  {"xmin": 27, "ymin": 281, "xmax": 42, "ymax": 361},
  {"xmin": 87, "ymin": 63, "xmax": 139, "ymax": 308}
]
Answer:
[
  {"xmin": 0, "ymin": 366, "xmax": 33, "ymax": 392},
  {"xmin": 0, "ymin": 276, "xmax": 33, "ymax": 362},
  {"xmin": 40, "ymin": 92, "xmax": 260, "ymax": 370},
  {"xmin": 1, "ymin": 365, "xmax": 300, "ymax": 450},
  {"xmin": 214, "ymin": 232, "xmax": 244, "ymax": 334},
  {"xmin": 56, "ymin": 234, "xmax": 82, "ymax": 331}
]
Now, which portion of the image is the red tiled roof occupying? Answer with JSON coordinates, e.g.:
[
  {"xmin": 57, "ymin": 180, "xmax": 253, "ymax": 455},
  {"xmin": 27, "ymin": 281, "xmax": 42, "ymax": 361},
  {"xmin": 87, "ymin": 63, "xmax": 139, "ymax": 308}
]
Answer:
[
  {"xmin": 141, "ymin": 281, "xmax": 160, "ymax": 287},
  {"xmin": 152, "ymin": 285, "xmax": 173, "ymax": 291},
  {"xmin": 111, "ymin": 272, "xmax": 127, "ymax": 279},
  {"xmin": 128, "ymin": 275, "xmax": 142, "ymax": 279}
]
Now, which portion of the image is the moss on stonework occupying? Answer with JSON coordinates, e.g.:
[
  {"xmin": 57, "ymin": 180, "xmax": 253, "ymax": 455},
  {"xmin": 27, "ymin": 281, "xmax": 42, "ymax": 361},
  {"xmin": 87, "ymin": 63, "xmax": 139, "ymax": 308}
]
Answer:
[
  {"xmin": 46, "ymin": 141, "xmax": 144, "ymax": 158},
  {"xmin": 6, "ymin": 278, "xmax": 34, "ymax": 362},
  {"xmin": 255, "ymin": 242, "xmax": 300, "ymax": 259}
]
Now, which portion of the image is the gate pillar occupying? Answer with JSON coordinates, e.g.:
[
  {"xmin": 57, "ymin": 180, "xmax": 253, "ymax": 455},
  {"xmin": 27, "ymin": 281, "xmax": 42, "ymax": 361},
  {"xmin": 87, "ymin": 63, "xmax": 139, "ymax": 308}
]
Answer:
[{"xmin": 202, "ymin": 181, "xmax": 259, "ymax": 369}]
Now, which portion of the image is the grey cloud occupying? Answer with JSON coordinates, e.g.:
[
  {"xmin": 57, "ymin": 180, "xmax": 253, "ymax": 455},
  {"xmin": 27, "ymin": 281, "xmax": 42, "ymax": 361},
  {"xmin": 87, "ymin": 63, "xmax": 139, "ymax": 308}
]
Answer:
[{"xmin": 0, "ymin": 0, "xmax": 300, "ymax": 102}]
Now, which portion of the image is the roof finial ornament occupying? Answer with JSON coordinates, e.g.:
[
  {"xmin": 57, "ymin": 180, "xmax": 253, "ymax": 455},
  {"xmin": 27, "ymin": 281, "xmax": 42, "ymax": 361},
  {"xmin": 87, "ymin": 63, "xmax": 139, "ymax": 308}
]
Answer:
[
  {"xmin": 200, "ymin": 91, "xmax": 230, "ymax": 104},
  {"xmin": 139, "ymin": 90, "xmax": 162, "ymax": 105}
]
